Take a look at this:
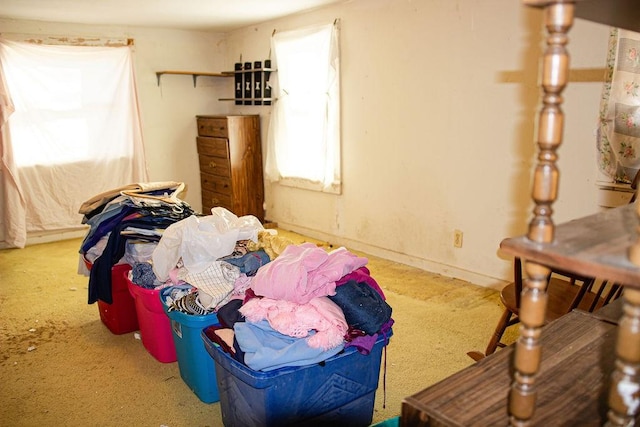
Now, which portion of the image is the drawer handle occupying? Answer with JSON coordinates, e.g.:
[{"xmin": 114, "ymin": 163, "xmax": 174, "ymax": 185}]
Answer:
[
  {"xmin": 211, "ymin": 198, "xmax": 219, "ymax": 204},
  {"xmin": 209, "ymin": 161, "xmax": 216, "ymax": 168}
]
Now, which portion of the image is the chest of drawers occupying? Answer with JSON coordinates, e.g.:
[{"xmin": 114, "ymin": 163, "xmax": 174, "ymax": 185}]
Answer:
[{"xmin": 196, "ymin": 115, "xmax": 265, "ymax": 223}]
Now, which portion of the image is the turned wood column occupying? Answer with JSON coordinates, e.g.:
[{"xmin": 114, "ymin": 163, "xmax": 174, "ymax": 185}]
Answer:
[
  {"xmin": 606, "ymin": 288, "xmax": 640, "ymax": 426},
  {"xmin": 608, "ymin": 19, "xmax": 640, "ymax": 424},
  {"xmin": 617, "ymin": 136, "xmax": 640, "ymax": 425},
  {"xmin": 510, "ymin": 2, "xmax": 573, "ymax": 425}
]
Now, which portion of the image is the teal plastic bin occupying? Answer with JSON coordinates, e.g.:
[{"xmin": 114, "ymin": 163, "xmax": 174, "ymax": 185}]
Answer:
[
  {"xmin": 371, "ymin": 416, "xmax": 399, "ymax": 427},
  {"xmin": 160, "ymin": 286, "xmax": 220, "ymax": 403}
]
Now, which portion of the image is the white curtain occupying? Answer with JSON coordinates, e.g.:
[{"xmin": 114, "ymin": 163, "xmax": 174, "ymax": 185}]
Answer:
[
  {"xmin": 265, "ymin": 22, "xmax": 341, "ymax": 194},
  {"xmin": 597, "ymin": 28, "xmax": 640, "ymax": 183},
  {"xmin": 0, "ymin": 39, "xmax": 148, "ymax": 248}
]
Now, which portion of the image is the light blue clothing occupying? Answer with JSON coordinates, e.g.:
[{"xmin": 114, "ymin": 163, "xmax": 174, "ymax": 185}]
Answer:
[{"xmin": 234, "ymin": 320, "xmax": 344, "ymax": 372}]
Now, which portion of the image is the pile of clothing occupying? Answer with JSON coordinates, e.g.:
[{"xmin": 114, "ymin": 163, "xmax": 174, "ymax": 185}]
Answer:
[
  {"xmin": 147, "ymin": 207, "xmax": 273, "ymax": 315},
  {"xmin": 204, "ymin": 243, "xmax": 394, "ymax": 371},
  {"xmin": 78, "ymin": 182, "xmax": 194, "ymax": 304},
  {"xmin": 135, "ymin": 206, "xmax": 394, "ymax": 372}
]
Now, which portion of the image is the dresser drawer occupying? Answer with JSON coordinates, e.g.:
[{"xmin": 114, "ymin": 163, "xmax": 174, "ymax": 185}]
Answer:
[
  {"xmin": 194, "ymin": 114, "xmax": 264, "ymax": 221},
  {"xmin": 201, "ymin": 189, "xmax": 233, "ymax": 212},
  {"xmin": 201, "ymin": 172, "xmax": 232, "ymax": 195},
  {"xmin": 199, "ymin": 155, "xmax": 231, "ymax": 178},
  {"xmin": 197, "ymin": 137, "xmax": 229, "ymax": 158},
  {"xmin": 197, "ymin": 117, "xmax": 228, "ymax": 138}
]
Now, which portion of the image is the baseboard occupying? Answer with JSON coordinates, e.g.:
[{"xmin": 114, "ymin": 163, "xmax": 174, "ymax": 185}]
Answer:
[
  {"xmin": 26, "ymin": 227, "xmax": 88, "ymax": 246},
  {"xmin": 3, "ymin": 222, "xmax": 507, "ymax": 290},
  {"xmin": 275, "ymin": 221, "xmax": 507, "ymax": 290}
]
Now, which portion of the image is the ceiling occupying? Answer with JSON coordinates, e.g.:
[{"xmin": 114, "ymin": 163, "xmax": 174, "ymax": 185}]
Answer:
[{"xmin": 0, "ymin": 0, "xmax": 347, "ymax": 32}]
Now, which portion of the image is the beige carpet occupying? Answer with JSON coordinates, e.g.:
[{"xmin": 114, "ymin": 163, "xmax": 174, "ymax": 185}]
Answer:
[{"xmin": 0, "ymin": 230, "xmax": 516, "ymax": 426}]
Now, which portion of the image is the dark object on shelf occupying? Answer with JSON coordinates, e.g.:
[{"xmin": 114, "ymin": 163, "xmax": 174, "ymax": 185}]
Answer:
[
  {"xmin": 234, "ymin": 63, "xmax": 243, "ymax": 105},
  {"xmin": 254, "ymin": 61, "xmax": 263, "ymax": 106},
  {"xmin": 264, "ymin": 59, "xmax": 272, "ymax": 105},
  {"xmin": 243, "ymin": 62, "xmax": 252, "ymax": 105}
]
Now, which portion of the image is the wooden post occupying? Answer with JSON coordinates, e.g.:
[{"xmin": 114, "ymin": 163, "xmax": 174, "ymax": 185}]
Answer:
[
  {"xmin": 510, "ymin": 2, "xmax": 574, "ymax": 425},
  {"xmin": 606, "ymin": 288, "xmax": 640, "ymax": 426}
]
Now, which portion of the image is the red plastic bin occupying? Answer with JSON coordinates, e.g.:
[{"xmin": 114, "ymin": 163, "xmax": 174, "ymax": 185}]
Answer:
[
  {"xmin": 127, "ymin": 278, "xmax": 177, "ymax": 363},
  {"xmin": 84, "ymin": 257, "xmax": 139, "ymax": 335}
]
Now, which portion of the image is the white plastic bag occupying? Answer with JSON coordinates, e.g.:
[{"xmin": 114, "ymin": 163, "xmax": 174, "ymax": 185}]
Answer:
[{"xmin": 152, "ymin": 208, "xmax": 264, "ymax": 282}]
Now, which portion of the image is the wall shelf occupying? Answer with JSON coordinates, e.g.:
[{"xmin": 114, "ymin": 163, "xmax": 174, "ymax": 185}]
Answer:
[
  {"xmin": 155, "ymin": 70, "xmax": 233, "ymax": 87},
  {"xmin": 155, "ymin": 66, "xmax": 276, "ymax": 105}
]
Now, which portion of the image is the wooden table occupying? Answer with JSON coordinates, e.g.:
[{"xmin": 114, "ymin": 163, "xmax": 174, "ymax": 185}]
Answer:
[{"xmin": 401, "ymin": 303, "xmax": 637, "ymax": 426}]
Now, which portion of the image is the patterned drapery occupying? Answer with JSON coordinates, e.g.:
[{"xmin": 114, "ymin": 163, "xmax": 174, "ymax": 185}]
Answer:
[{"xmin": 597, "ymin": 29, "xmax": 640, "ymax": 184}]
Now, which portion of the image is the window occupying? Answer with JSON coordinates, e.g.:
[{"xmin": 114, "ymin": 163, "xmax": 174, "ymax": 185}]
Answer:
[
  {"xmin": 0, "ymin": 38, "xmax": 148, "ymax": 247},
  {"xmin": 265, "ymin": 22, "xmax": 341, "ymax": 194}
]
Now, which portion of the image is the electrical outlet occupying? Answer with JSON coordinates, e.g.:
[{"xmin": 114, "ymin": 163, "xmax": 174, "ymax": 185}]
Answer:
[{"xmin": 454, "ymin": 229, "xmax": 463, "ymax": 248}]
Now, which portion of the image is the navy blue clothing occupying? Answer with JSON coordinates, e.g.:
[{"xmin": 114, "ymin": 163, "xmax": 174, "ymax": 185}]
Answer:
[
  {"xmin": 329, "ymin": 280, "xmax": 392, "ymax": 335},
  {"xmin": 88, "ymin": 216, "xmax": 178, "ymax": 304}
]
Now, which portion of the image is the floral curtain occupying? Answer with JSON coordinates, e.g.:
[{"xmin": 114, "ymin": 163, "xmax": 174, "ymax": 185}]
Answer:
[{"xmin": 597, "ymin": 28, "xmax": 640, "ymax": 184}]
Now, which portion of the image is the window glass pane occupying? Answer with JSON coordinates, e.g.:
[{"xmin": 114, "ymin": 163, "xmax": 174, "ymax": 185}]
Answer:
[
  {"xmin": 266, "ymin": 23, "xmax": 340, "ymax": 193},
  {"xmin": 1, "ymin": 43, "xmax": 133, "ymax": 167}
]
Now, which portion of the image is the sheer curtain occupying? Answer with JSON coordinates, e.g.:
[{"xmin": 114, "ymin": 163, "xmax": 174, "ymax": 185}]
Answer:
[
  {"xmin": 265, "ymin": 22, "xmax": 341, "ymax": 194},
  {"xmin": 0, "ymin": 39, "xmax": 148, "ymax": 248}
]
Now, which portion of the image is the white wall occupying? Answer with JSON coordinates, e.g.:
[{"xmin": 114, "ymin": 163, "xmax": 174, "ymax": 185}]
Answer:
[
  {"xmin": 225, "ymin": 0, "xmax": 611, "ymax": 286},
  {"xmin": 0, "ymin": 0, "xmax": 612, "ymax": 286}
]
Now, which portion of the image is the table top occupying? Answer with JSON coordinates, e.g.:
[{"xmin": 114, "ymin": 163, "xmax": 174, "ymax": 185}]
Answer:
[
  {"xmin": 401, "ymin": 307, "xmax": 629, "ymax": 426},
  {"xmin": 500, "ymin": 204, "xmax": 640, "ymax": 288}
]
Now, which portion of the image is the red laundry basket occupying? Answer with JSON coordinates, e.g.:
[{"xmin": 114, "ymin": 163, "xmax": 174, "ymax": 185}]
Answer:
[{"xmin": 84, "ymin": 256, "xmax": 139, "ymax": 335}]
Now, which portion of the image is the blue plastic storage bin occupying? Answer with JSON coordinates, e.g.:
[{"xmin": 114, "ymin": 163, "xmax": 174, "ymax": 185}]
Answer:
[
  {"xmin": 202, "ymin": 328, "xmax": 392, "ymax": 427},
  {"xmin": 160, "ymin": 286, "xmax": 220, "ymax": 403}
]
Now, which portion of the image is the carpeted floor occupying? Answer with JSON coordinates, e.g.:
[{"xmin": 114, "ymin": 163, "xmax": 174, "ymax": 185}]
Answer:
[{"xmin": 0, "ymin": 229, "xmax": 516, "ymax": 426}]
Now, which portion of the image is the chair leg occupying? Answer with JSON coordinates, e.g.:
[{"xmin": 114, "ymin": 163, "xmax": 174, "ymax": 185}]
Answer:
[
  {"xmin": 467, "ymin": 350, "xmax": 486, "ymax": 362},
  {"xmin": 485, "ymin": 308, "xmax": 514, "ymax": 356}
]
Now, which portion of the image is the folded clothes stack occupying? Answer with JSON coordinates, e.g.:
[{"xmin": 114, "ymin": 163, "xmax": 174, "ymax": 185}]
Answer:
[
  {"xmin": 77, "ymin": 181, "xmax": 195, "ymax": 305},
  {"xmin": 126, "ymin": 206, "xmax": 394, "ymax": 372}
]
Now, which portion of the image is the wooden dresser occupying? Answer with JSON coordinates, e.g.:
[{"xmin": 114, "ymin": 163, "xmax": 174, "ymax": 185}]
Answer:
[
  {"xmin": 196, "ymin": 115, "xmax": 265, "ymax": 223},
  {"xmin": 402, "ymin": 1, "xmax": 640, "ymax": 426}
]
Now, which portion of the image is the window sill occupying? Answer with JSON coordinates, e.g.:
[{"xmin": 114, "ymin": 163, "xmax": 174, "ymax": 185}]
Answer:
[{"xmin": 276, "ymin": 177, "xmax": 341, "ymax": 195}]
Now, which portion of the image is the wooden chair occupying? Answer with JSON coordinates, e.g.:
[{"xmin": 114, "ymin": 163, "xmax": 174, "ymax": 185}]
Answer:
[{"xmin": 467, "ymin": 257, "xmax": 623, "ymax": 361}]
